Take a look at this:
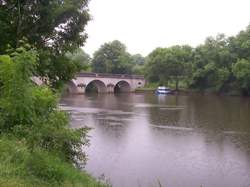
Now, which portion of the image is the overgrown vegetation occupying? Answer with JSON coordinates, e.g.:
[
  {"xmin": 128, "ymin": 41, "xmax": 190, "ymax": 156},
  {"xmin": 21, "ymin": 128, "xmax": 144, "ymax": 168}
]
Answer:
[
  {"xmin": 0, "ymin": 1, "xmax": 110, "ymax": 185},
  {"xmin": 0, "ymin": 136, "xmax": 107, "ymax": 187},
  {"xmin": 0, "ymin": 45, "xmax": 108, "ymax": 187}
]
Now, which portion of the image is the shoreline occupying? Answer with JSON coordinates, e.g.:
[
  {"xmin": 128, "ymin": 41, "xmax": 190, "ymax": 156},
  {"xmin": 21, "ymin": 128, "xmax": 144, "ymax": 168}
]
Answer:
[{"xmin": 134, "ymin": 87, "xmax": 246, "ymax": 97}]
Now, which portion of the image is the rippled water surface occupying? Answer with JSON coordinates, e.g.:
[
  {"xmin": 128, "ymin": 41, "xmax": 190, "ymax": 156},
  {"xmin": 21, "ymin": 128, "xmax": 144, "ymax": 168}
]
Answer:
[{"xmin": 60, "ymin": 94, "xmax": 250, "ymax": 187}]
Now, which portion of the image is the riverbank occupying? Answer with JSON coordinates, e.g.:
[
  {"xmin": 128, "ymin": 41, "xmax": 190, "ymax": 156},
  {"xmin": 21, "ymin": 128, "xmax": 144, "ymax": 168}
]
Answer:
[
  {"xmin": 0, "ymin": 136, "xmax": 109, "ymax": 187},
  {"xmin": 135, "ymin": 86, "xmax": 244, "ymax": 96}
]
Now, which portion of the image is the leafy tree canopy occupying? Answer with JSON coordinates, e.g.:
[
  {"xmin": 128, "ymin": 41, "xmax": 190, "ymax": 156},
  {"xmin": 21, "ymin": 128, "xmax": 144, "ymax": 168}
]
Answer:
[
  {"xmin": 131, "ymin": 54, "xmax": 145, "ymax": 75},
  {"xmin": 145, "ymin": 45, "xmax": 193, "ymax": 90},
  {"xmin": 232, "ymin": 59, "xmax": 250, "ymax": 93},
  {"xmin": 91, "ymin": 40, "xmax": 133, "ymax": 74},
  {"xmin": 191, "ymin": 34, "xmax": 233, "ymax": 91},
  {"xmin": 66, "ymin": 48, "xmax": 91, "ymax": 71},
  {"xmin": 0, "ymin": 0, "xmax": 90, "ymax": 88},
  {"xmin": 145, "ymin": 24, "xmax": 250, "ymax": 94}
]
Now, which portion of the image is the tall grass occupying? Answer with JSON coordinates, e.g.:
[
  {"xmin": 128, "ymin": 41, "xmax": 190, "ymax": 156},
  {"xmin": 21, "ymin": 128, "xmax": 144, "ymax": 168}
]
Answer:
[{"xmin": 0, "ymin": 136, "xmax": 109, "ymax": 187}]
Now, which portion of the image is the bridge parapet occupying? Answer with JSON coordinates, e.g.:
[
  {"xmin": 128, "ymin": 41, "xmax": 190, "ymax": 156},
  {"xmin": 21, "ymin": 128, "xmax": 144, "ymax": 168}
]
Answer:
[{"xmin": 77, "ymin": 72, "xmax": 144, "ymax": 79}]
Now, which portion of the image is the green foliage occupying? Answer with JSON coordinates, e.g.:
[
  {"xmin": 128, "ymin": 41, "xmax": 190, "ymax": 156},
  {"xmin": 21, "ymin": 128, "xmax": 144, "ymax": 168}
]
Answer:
[
  {"xmin": 131, "ymin": 54, "xmax": 145, "ymax": 75},
  {"xmin": 92, "ymin": 40, "xmax": 133, "ymax": 74},
  {"xmin": 0, "ymin": 0, "xmax": 90, "ymax": 88},
  {"xmin": 0, "ymin": 1, "xmax": 106, "ymax": 184},
  {"xmin": 26, "ymin": 149, "xmax": 81, "ymax": 183},
  {"xmin": 232, "ymin": 59, "xmax": 250, "ymax": 92},
  {"xmin": 0, "ymin": 46, "xmax": 37, "ymax": 132},
  {"xmin": 145, "ymin": 48, "xmax": 167, "ymax": 83},
  {"xmin": 91, "ymin": 41, "xmax": 146, "ymax": 75},
  {"xmin": 131, "ymin": 54, "xmax": 145, "ymax": 65},
  {"xmin": 66, "ymin": 48, "xmax": 91, "ymax": 71},
  {"xmin": 0, "ymin": 136, "xmax": 108, "ymax": 187},
  {"xmin": 190, "ymin": 34, "xmax": 233, "ymax": 91},
  {"xmin": 229, "ymin": 25, "xmax": 250, "ymax": 60},
  {"xmin": 0, "ymin": 46, "xmax": 102, "ymax": 185},
  {"xmin": 0, "ymin": 0, "xmax": 90, "ymax": 52},
  {"xmin": 145, "ymin": 45, "xmax": 193, "ymax": 90},
  {"xmin": 36, "ymin": 49, "xmax": 88, "ymax": 88},
  {"xmin": 145, "ymin": 24, "xmax": 250, "ymax": 95}
]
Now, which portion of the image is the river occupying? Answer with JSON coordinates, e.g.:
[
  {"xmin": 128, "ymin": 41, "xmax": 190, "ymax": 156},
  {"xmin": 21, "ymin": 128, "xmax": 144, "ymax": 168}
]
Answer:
[{"xmin": 60, "ymin": 93, "xmax": 250, "ymax": 187}]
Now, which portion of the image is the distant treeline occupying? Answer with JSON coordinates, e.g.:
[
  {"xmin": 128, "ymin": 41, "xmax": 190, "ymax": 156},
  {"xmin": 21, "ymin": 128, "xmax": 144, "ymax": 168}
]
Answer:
[
  {"xmin": 87, "ymin": 24, "xmax": 250, "ymax": 95},
  {"xmin": 145, "ymin": 24, "xmax": 250, "ymax": 95}
]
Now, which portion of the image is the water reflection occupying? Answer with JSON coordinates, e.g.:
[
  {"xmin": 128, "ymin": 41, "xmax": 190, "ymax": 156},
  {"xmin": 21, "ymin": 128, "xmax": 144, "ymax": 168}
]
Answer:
[{"xmin": 60, "ymin": 93, "xmax": 250, "ymax": 187}]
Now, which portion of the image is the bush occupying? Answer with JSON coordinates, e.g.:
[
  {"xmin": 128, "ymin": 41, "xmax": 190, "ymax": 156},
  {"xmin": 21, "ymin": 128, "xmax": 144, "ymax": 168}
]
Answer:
[
  {"xmin": 0, "ymin": 44, "xmax": 106, "ymax": 186},
  {"xmin": 0, "ymin": 46, "xmax": 89, "ymax": 165},
  {"xmin": 27, "ymin": 149, "xmax": 75, "ymax": 183}
]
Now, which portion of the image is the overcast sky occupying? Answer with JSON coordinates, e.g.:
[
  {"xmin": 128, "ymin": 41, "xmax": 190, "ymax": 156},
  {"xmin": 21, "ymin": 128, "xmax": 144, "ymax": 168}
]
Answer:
[{"xmin": 83, "ymin": 0, "xmax": 250, "ymax": 56}]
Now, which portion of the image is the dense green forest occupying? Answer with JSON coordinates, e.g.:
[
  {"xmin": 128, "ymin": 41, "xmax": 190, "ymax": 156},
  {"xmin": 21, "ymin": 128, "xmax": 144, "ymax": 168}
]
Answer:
[{"xmin": 88, "ymin": 24, "xmax": 250, "ymax": 95}]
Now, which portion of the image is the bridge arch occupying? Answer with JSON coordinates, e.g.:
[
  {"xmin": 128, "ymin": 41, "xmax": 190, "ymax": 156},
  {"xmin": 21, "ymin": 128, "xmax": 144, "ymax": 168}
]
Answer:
[
  {"xmin": 85, "ymin": 80, "xmax": 107, "ymax": 93},
  {"xmin": 65, "ymin": 80, "xmax": 78, "ymax": 94},
  {"xmin": 114, "ymin": 80, "xmax": 131, "ymax": 93}
]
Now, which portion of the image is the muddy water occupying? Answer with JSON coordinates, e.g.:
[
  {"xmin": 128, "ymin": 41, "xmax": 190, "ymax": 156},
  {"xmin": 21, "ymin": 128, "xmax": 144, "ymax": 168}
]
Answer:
[{"xmin": 60, "ymin": 94, "xmax": 250, "ymax": 187}]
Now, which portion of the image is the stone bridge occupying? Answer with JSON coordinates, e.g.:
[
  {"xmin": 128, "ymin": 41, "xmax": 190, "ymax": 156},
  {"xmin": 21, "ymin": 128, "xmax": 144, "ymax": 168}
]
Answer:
[{"xmin": 65, "ymin": 72, "xmax": 145, "ymax": 94}]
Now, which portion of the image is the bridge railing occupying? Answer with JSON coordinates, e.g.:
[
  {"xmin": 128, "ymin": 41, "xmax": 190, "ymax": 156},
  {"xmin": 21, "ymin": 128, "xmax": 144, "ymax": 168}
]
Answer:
[{"xmin": 77, "ymin": 72, "xmax": 144, "ymax": 79}]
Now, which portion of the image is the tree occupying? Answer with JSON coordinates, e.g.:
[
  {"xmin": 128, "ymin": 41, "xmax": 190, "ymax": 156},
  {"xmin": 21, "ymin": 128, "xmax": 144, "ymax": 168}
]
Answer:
[
  {"xmin": 145, "ymin": 47, "xmax": 169, "ymax": 83},
  {"xmin": 131, "ymin": 54, "xmax": 145, "ymax": 75},
  {"xmin": 0, "ymin": 0, "xmax": 90, "ymax": 87},
  {"xmin": 166, "ymin": 45, "xmax": 193, "ymax": 90},
  {"xmin": 232, "ymin": 59, "xmax": 250, "ymax": 94},
  {"xmin": 66, "ymin": 48, "xmax": 91, "ymax": 71},
  {"xmin": 131, "ymin": 54, "xmax": 145, "ymax": 65},
  {"xmin": 191, "ymin": 34, "xmax": 233, "ymax": 91},
  {"xmin": 229, "ymin": 25, "xmax": 250, "ymax": 60},
  {"xmin": 145, "ymin": 45, "xmax": 193, "ymax": 90},
  {"xmin": 144, "ymin": 24, "xmax": 250, "ymax": 95},
  {"xmin": 91, "ymin": 40, "xmax": 133, "ymax": 74}
]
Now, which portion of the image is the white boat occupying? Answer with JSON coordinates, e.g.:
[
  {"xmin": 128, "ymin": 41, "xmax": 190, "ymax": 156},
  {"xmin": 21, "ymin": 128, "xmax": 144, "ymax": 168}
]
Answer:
[{"xmin": 156, "ymin": 86, "xmax": 172, "ymax": 94}]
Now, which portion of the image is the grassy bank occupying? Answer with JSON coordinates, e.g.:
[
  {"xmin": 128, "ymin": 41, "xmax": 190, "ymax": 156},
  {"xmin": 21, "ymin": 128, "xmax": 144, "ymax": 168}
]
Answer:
[
  {"xmin": 135, "ymin": 83, "xmax": 158, "ymax": 92},
  {"xmin": 135, "ymin": 82, "xmax": 190, "ymax": 94},
  {"xmin": 0, "ymin": 136, "xmax": 108, "ymax": 187}
]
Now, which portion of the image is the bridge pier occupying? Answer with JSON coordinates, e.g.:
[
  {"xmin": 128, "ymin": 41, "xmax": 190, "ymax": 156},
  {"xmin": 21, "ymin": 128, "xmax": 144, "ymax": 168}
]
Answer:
[
  {"xmin": 107, "ymin": 84, "xmax": 115, "ymax": 93},
  {"xmin": 77, "ymin": 86, "xmax": 86, "ymax": 94}
]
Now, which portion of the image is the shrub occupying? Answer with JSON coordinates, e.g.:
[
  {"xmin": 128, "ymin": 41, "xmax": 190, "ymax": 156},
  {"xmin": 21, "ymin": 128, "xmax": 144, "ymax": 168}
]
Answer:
[{"xmin": 0, "ymin": 45, "xmax": 89, "ymax": 172}]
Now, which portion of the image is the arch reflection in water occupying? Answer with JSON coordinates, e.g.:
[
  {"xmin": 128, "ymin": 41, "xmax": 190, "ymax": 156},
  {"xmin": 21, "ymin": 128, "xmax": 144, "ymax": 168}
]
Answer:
[
  {"xmin": 85, "ymin": 80, "xmax": 107, "ymax": 93},
  {"xmin": 114, "ymin": 80, "xmax": 131, "ymax": 93}
]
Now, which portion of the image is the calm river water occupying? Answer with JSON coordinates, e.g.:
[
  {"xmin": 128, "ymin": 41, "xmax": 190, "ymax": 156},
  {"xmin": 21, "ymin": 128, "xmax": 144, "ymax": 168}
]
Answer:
[{"xmin": 60, "ymin": 93, "xmax": 250, "ymax": 187}]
